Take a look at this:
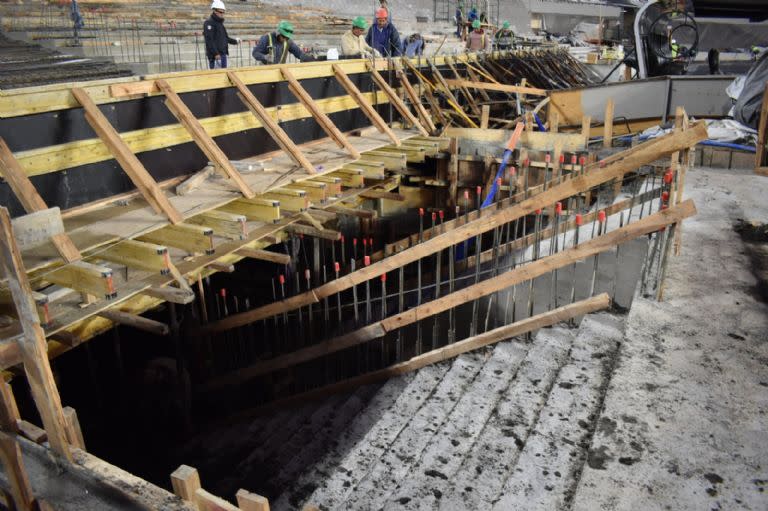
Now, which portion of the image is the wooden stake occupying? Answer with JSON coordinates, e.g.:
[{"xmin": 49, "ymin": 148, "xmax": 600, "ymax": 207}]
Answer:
[
  {"xmin": 236, "ymin": 489, "xmax": 270, "ymax": 511},
  {"xmin": 62, "ymin": 406, "xmax": 85, "ymax": 450},
  {"xmin": 0, "ymin": 138, "xmax": 81, "ymax": 263},
  {"xmin": 603, "ymin": 98, "xmax": 615, "ymax": 148},
  {"xmin": 171, "ymin": 464, "xmax": 201, "ymax": 509},
  {"xmin": 582, "ymin": 115, "xmax": 592, "ymax": 147},
  {"xmin": 0, "ymin": 207, "xmax": 71, "ymax": 461},
  {"xmin": 155, "ymin": 79, "xmax": 255, "ymax": 198},
  {"xmin": 480, "ymin": 105, "xmax": 490, "ymax": 129},
  {"xmin": 227, "ymin": 71, "xmax": 317, "ymax": 174},
  {"xmin": 71, "ymin": 88, "xmax": 184, "ymax": 223},
  {"xmin": 281, "ymin": 68, "xmax": 360, "ymax": 159}
]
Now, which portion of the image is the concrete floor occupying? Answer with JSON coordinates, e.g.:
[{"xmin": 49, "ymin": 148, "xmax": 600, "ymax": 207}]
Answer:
[{"xmin": 572, "ymin": 165, "xmax": 768, "ymax": 510}]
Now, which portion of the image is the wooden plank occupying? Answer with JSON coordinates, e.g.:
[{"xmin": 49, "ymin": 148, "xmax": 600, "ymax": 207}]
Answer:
[
  {"xmin": 236, "ymin": 489, "xmax": 270, "ymax": 511},
  {"xmin": 235, "ymin": 248, "xmax": 290, "ymax": 265},
  {"xmin": 11, "ymin": 208, "xmax": 65, "ymax": 250},
  {"xmin": 443, "ymin": 79, "xmax": 547, "ymax": 96},
  {"xmin": 207, "ymin": 202, "xmax": 694, "ymax": 379},
  {"xmin": 443, "ymin": 59, "xmax": 481, "ymax": 116},
  {"xmin": 755, "ymin": 82, "xmax": 768, "ymax": 174},
  {"xmin": 262, "ymin": 190, "xmax": 309, "ymax": 212},
  {"xmin": 176, "ymin": 167, "xmax": 214, "ymax": 196},
  {"xmin": 71, "ymin": 87, "xmax": 185, "ymax": 224},
  {"xmin": 582, "ymin": 116, "xmax": 592, "ymax": 148},
  {"xmin": 171, "ymin": 464, "xmax": 201, "ymax": 509},
  {"xmin": 0, "ymin": 432, "xmax": 35, "ymax": 511},
  {"xmin": 0, "ymin": 207, "xmax": 71, "ymax": 460},
  {"xmin": 395, "ymin": 65, "xmax": 436, "ymax": 133},
  {"xmin": 98, "ymin": 310, "xmax": 170, "ymax": 336},
  {"xmin": 284, "ymin": 224, "xmax": 340, "ymax": 241},
  {"xmin": 0, "ymin": 380, "xmax": 20, "ymax": 430},
  {"xmin": 281, "ymin": 68, "xmax": 360, "ymax": 159},
  {"xmin": 227, "ymin": 71, "xmax": 317, "ymax": 175},
  {"xmin": 360, "ymin": 190, "xmax": 405, "ymax": 201},
  {"xmin": 154, "ymin": 79, "xmax": 255, "ymax": 198},
  {"xmin": 603, "ymin": 98, "xmax": 615, "ymax": 148},
  {"xmin": 219, "ymin": 198, "xmax": 281, "ymax": 223},
  {"xmin": 142, "ymin": 285, "xmax": 195, "ymax": 304},
  {"xmin": 96, "ymin": 239, "xmax": 171, "ymax": 274},
  {"xmin": 368, "ymin": 64, "xmax": 430, "ymax": 137},
  {"xmin": 187, "ymin": 210, "xmax": 248, "ymax": 241},
  {"xmin": 195, "ymin": 124, "xmax": 707, "ymax": 335},
  {"xmin": 0, "ymin": 138, "xmax": 81, "ymax": 262},
  {"xmin": 326, "ymin": 205, "xmax": 375, "ymax": 219},
  {"xmin": 46, "ymin": 261, "xmax": 116, "ymax": 299},
  {"xmin": 332, "ymin": 65, "xmax": 400, "ymax": 146},
  {"xmin": 195, "ymin": 489, "xmax": 240, "ymax": 511},
  {"xmin": 480, "ymin": 105, "xmax": 490, "ymax": 129},
  {"xmin": 138, "ymin": 224, "xmax": 215, "ymax": 255}
]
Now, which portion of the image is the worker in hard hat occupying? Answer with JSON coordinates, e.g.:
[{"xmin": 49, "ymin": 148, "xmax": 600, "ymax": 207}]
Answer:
[
  {"xmin": 365, "ymin": 8, "xmax": 401, "ymax": 57},
  {"xmin": 252, "ymin": 21, "xmax": 313, "ymax": 64},
  {"xmin": 494, "ymin": 21, "xmax": 515, "ymax": 51},
  {"xmin": 341, "ymin": 16, "xmax": 379, "ymax": 58},
  {"xmin": 203, "ymin": 0, "xmax": 240, "ymax": 69},
  {"xmin": 465, "ymin": 20, "xmax": 490, "ymax": 52}
]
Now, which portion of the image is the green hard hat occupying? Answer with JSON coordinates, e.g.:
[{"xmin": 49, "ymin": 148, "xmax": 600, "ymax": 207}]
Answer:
[
  {"xmin": 502, "ymin": 21, "xmax": 510, "ymax": 29},
  {"xmin": 277, "ymin": 20, "xmax": 295, "ymax": 38},
  {"xmin": 472, "ymin": 19, "xmax": 481, "ymax": 29},
  {"xmin": 352, "ymin": 16, "xmax": 368, "ymax": 29}
]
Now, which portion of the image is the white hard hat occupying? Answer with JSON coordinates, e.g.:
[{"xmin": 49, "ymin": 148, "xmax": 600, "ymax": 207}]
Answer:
[{"xmin": 211, "ymin": 0, "xmax": 226, "ymax": 11}]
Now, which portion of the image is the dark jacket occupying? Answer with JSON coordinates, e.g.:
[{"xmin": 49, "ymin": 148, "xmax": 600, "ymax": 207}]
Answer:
[
  {"xmin": 365, "ymin": 22, "xmax": 401, "ymax": 57},
  {"xmin": 252, "ymin": 32, "xmax": 309, "ymax": 64},
  {"xmin": 203, "ymin": 13, "xmax": 236, "ymax": 58}
]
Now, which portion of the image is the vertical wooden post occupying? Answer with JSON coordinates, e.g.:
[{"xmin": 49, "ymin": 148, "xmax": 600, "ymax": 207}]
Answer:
[
  {"xmin": 0, "ymin": 380, "xmax": 34, "ymax": 511},
  {"xmin": 582, "ymin": 116, "xmax": 592, "ymax": 148},
  {"xmin": 549, "ymin": 111, "xmax": 559, "ymax": 133},
  {"xmin": 171, "ymin": 464, "xmax": 201, "ymax": 510},
  {"xmin": 603, "ymin": 98, "xmax": 615, "ymax": 148},
  {"xmin": 236, "ymin": 489, "xmax": 270, "ymax": 511},
  {"xmin": 448, "ymin": 137, "xmax": 458, "ymax": 208},
  {"xmin": 0, "ymin": 207, "xmax": 72, "ymax": 462},
  {"xmin": 62, "ymin": 406, "xmax": 86, "ymax": 450},
  {"xmin": 480, "ymin": 105, "xmax": 490, "ymax": 129}
]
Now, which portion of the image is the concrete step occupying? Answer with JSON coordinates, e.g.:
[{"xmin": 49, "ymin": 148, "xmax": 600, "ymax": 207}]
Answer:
[
  {"xmin": 440, "ymin": 326, "xmax": 577, "ymax": 509},
  {"xmin": 271, "ymin": 372, "xmax": 419, "ymax": 510},
  {"xmin": 491, "ymin": 313, "xmax": 625, "ymax": 510},
  {"xmin": 383, "ymin": 340, "xmax": 529, "ymax": 509},
  {"xmin": 338, "ymin": 351, "xmax": 489, "ymax": 509}
]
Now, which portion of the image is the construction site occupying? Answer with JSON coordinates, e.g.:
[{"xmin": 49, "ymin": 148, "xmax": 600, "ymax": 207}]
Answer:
[{"xmin": 0, "ymin": 0, "xmax": 766, "ymax": 509}]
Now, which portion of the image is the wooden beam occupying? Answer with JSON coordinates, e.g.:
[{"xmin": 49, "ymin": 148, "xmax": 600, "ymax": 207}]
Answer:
[
  {"xmin": 359, "ymin": 190, "xmax": 405, "ymax": 201},
  {"xmin": 582, "ymin": 116, "xmax": 592, "ymax": 148},
  {"xmin": 603, "ymin": 98, "xmax": 615, "ymax": 148},
  {"xmin": 281, "ymin": 68, "xmax": 360, "ymax": 159},
  {"xmin": 443, "ymin": 79, "xmax": 547, "ymax": 96},
  {"xmin": 443, "ymin": 59, "xmax": 481, "ymax": 117},
  {"xmin": 142, "ymin": 285, "xmax": 196, "ymax": 304},
  {"xmin": 195, "ymin": 489, "xmax": 240, "ymax": 511},
  {"xmin": 176, "ymin": 166, "xmax": 214, "ymax": 196},
  {"xmin": 71, "ymin": 88, "xmax": 184, "ymax": 224},
  {"xmin": 0, "ymin": 432, "xmax": 35, "ymax": 511},
  {"xmin": 235, "ymin": 248, "xmax": 290, "ymax": 265},
  {"xmin": 0, "ymin": 207, "xmax": 71, "ymax": 461},
  {"xmin": 208, "ymin": 261, "xmax": 235, "ymax": 273},
  {"xmin": 284, "ymin": 224, "xmax": 340, "ymax": 241},
  {"xmin": 326, "ymin": 205, "xmax": 375, "ymax": 219},
  {"xmin": 154, "ymin": 79, "xmax": 255, "ymax": 198},
  {"xmin": 171, "ymin": 465, "xmax": 201, "ymax": 509},
  {"xmin": 187, "ymin": 210, "xmax": 248, "ymax": 240},
  {"xmin": 367, "ymin": 64, "xmax": 430, "ymax": 137},
  {"xmin": 219, "ymin": 198, "xmax": 281, "ymax": 223},
  {"xmin": 0, "ymin": 138, "xmax": 81, "ymax": 263},
  {"xmin": 215, "ymin": 294, "xmax": 610, "ymax": 407},
  {"xmin": 46, "ymin": 261, "xmax": 116, "ymax": 299},
  {"xmin": 138, "ymin": 224, "xmax": 215, "ymax": 255},
  {"xmin": 227, "ymin": 71, "xmax": 317, "ymax": 174},
  {"xmin": 98, "ymin": 310, "xmax": 170, "ymax": 336},
  {"xmin": 332, "ymin": 65, "xmax": 400, "ymax": 146},
  {"xmin": 394, "ymin": 65, "xmax": 436, "ymax": 133},
  {"xmin": 236, "ymin": 489, "xmax": 270, "ymax": 511},
  {"xmin": 480, "ymin": 105, "xmax": 490, "ymax": 129},
  {"xmin": 96, "ymin": 239, "xmax": 171, "ymax": 274},
  {"xmin": 206, "ymin": 202, "xmax": 693, "ymax": 381},
  {"xmin": 194, "ymin": 124, "xmax": 706, "ymax": 335},
  {"xmin": 262, "ymin": 190, "xmax": 309, "ymax": 212}
]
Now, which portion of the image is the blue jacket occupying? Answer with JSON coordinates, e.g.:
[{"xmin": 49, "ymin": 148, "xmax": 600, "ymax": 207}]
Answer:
[
  {"xmin": 252, "ymin": 32, "xmax": 308, "ymax": 64},
  {"xmin": 365, "ymin": 23, "xmax": 401, "ymax": 57}
]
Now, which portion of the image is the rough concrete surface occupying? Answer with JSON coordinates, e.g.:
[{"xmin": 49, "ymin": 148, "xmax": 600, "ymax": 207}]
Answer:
[{"xmin": 572, "ymin": 165, "xmax": 768, "ymax": 510}]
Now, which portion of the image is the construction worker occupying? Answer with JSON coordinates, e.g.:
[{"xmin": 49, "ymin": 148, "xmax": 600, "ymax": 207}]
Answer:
[
  {"xmin": 455, "ymin": 0, "xmax": 464, "ymax": 38},
  {"xmin": 495, "ymin": 21, "xmax": 515, "ymax": 50},
  {"xmin": 203, "ymin": 0, "xmax": 240, "ymax": 69},
  {"xmin": 402, "ymin": 33, "xmax": 424, "ymax": 57},
  {"xmin": 366, "ymin": 8, "xmax": 401, "ymax": 57},
  {"xmin": 466, "ymin": 20, "xmax": 490, "ymax": 53},
  {"xmin": 252, "ymin": 21, "xmax": 314, "ymax": 64},
  {"xmin": 341, "ymin": 16, "xmax": 378, "ymax": 58}
]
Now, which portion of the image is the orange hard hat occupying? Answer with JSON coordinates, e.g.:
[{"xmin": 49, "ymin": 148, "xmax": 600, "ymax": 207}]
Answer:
[{"xmin": 375, "ymin": 7, "xmax": 388, "ymax": 19}]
